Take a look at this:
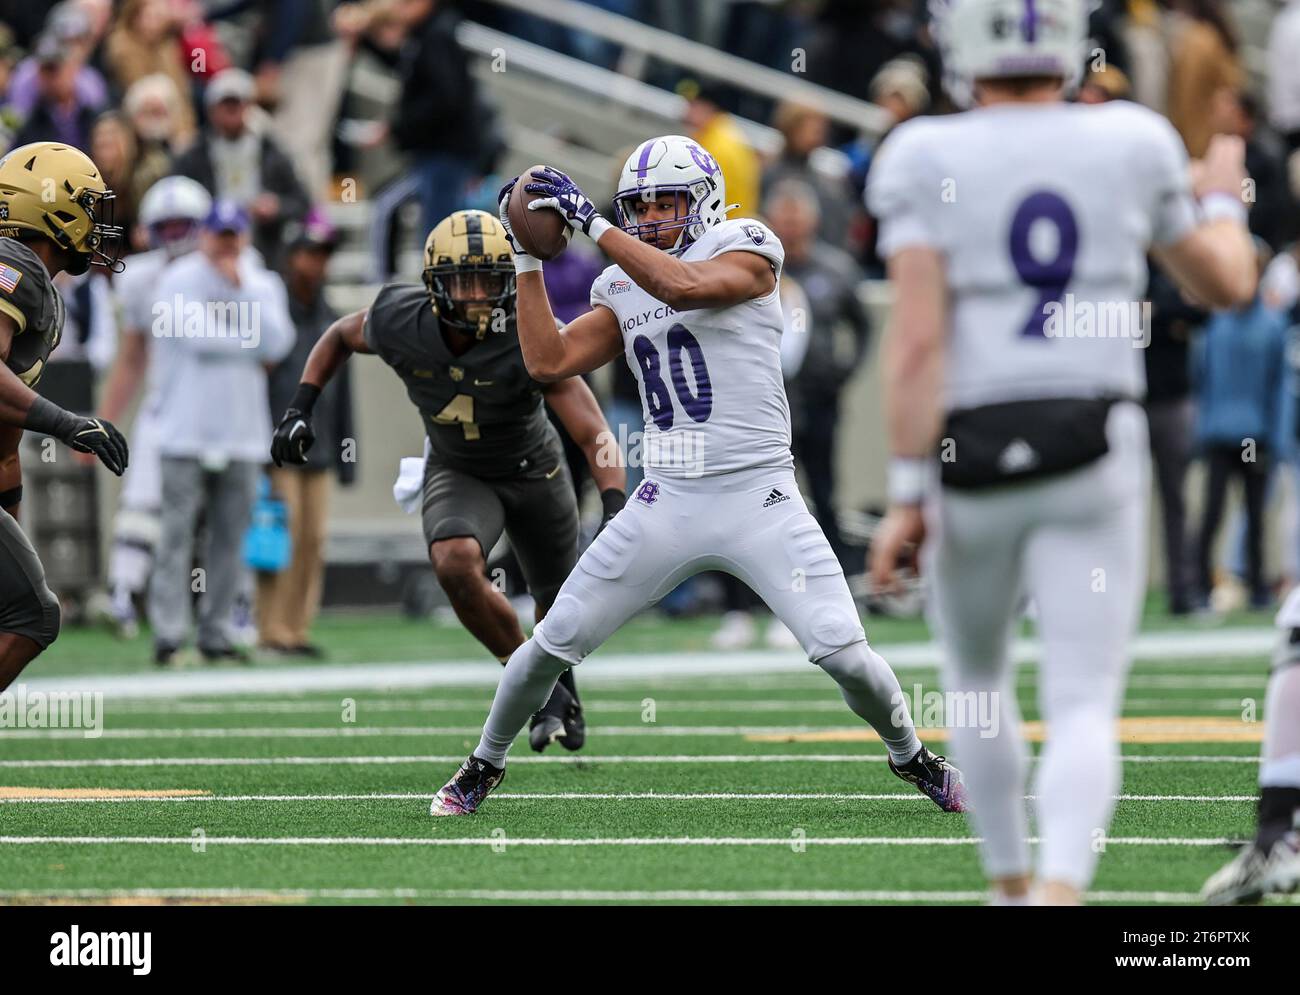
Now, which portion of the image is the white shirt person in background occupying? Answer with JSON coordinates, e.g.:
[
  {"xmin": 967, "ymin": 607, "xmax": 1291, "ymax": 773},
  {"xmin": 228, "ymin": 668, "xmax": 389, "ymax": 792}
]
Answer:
[{"xmin": 146, "ymin": 200, "xmax": 293, "ymax": 666}]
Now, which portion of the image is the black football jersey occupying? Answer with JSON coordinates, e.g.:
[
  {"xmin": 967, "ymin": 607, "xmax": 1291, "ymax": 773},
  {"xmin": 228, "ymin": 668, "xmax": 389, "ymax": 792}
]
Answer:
[
  {"xmin": 363, "ymin": 283, "xmax": 558, "ymax": 478},
  {"xmin": 0, "ymin": 237, "xmax": 63, "ymax": 387}
]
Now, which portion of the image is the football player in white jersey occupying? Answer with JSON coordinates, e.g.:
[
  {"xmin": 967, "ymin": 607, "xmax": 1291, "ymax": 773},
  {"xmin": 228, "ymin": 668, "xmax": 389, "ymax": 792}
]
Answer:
[
  {"xmin": 430, "ymin": 135, "xmax": 964, "ymax": 816},
  {"xmin": 97, "ymin": 176, "xmax": 212, "ymax": 638},
  {"xmin": 867, "ymin": 0, "xmax": 1257, "ymax": 904},
  {"xmin": 1201, "ymin": 585, "xmax": 1300, "ymax": 904}
]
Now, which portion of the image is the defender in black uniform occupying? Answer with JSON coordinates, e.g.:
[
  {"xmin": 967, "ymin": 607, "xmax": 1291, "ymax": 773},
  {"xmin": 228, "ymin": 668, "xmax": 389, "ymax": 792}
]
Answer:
[
  {"xmin": 271, "ymin": 210, "xmax": 625, "ymax": 750},
  {"xmin": 0, "ymin": 142, "xmax": 130, "ymax": 690}
]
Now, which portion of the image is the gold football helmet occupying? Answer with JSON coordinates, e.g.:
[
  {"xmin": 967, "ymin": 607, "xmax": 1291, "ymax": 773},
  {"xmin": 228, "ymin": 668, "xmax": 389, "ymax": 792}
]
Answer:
[
  {"xmin": 0, "ymin": 142, "xmax": 124, "ymax": 274},
  {"xmin": 422, "ymin": 209, "xmax": 514, "ymax": 339}
]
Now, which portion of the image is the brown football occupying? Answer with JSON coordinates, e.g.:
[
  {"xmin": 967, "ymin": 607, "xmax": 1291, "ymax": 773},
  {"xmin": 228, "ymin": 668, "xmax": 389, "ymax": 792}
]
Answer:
[{"xmin": 507, "ymin": 164, "xmax": 571, "ymax": 261}]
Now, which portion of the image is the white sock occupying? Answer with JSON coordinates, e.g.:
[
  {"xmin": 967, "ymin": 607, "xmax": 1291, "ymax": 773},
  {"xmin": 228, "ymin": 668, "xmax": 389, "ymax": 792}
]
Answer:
[
  {"xmin": 1033, "ymin": 699, "xmax": 1121, "ymax": 889},
  {"xmin": 474, "ymin": 637, "xmax": 570, "ymax": 767},
  {"xmin": 817, "ymin": 642, "xmax": 921, "ymax": 765},
  {"xmin": 947, "ymin": 673, "xmax": 1031, "ymax": 879},
  {"xmin": 1261, "ymin": 666, "xmax": 1300, "ymax": 788}
]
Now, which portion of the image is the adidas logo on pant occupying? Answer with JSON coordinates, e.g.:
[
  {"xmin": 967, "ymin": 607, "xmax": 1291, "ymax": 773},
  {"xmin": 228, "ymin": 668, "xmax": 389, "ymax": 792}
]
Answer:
[{"xmin": 762, "ymin": 488, "xmax": 791, "ymax": 508}]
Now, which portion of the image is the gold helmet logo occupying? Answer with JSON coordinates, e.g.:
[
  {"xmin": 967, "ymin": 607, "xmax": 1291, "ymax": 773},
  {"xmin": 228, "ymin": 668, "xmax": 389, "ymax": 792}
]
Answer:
[
  {"xmin": 422, "ymin": 209, "xmax": 515, "ymax": 340},
  {"xmin": 0, "ymin": 142, "xmax": 125, "ymax": 273}
]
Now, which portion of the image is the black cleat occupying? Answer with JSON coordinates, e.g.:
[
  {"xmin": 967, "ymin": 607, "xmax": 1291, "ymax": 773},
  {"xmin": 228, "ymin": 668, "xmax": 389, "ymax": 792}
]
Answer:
[
  {"xmin": 529, "ymin": 681, "xmax": 574, "ymax": 752},
  {"xmin": 559, "ymin": 689, "xmax": 586, "ymax": 752}
]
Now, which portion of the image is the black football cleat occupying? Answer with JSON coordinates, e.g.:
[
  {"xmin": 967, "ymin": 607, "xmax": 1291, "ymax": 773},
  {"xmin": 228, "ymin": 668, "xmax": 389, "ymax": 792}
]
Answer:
[
  {"xmin": 559, "ymin": 688, "xmax": 586, "ymax": 752},
  {"xmin": 430, "ymin": 755, "xmax": 506, "ymax": 816},
  {"xmin": 528, "ymin": 681, "xmax": 574, "ymax": 752},
  {"xmin": 889, "ymin": 745, "xmax": 968, "ymax": 813}
]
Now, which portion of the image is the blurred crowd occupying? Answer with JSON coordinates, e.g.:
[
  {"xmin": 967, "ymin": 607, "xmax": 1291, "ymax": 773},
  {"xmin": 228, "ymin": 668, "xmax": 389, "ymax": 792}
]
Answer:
[{"xmin": 0, "ymin": 0, "xmax": 1298, "ymax": 655}]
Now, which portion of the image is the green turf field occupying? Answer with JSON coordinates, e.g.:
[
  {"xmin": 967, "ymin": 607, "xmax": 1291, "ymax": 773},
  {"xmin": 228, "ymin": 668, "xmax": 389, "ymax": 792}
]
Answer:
[{"xmin": 0, "ymin": 607, "xmax": 1294, "ymax": 906}]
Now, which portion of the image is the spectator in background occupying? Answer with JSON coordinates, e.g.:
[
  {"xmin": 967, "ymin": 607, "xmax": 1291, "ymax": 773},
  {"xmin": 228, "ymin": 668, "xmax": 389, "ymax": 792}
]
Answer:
[
  {"xmin": 259, "ymin": 208, "xmax": 352, "ymax": 658},
  {"xmin": 868, "ymin": 54, "xmax": 930, "ymax": 128},
  {"xmin": 1122, "ymin": 0, "xmax": 1169, "ymax": 113},
  {"xmin": 171, "ymin": 68, "xmax": 310, "ymax": 265},
  {"xmin": 12, "ymin": 34, "xmax": 98, "ymax": 150},
  {"xmin": 89, "ymin": 112, "xmax": 144, "ymax": 239},
  {"xmin": 0, "ymin": 26, "xmax": 24, "ymax": 149},
  {"xmin": 764, "ymin": 179, "xmax": 870, "ymax": 566},
  {"xmin": 148, "ymin": 201, "xmax": 294, "ymax": 666},
  {"xmin": 104, "ymin": 0, "xmax": 197, "ymax": 146},
  {"xmin": 1145, "ymin": 265, "xmax": 1206, "ymax": 616},
  {"xmin": 1077, "ymin": 63, "xmax": 1132, "ymax": 104},
  {"xmin": 257, "ymin": 0, "xmax": 350, "ymax": 198},
  {"xmin": 388, "ymin": 0, "xmax": 483, "ymax": 247},
  {"xmin": 4, "ymin": 1, "xmax": 108, "ymax": 121},
  {"xmin": 1192, "ymin": 242, "xmax": 1290, "ymax": 612},
  {"xmin": 1269, "ymin": 0, "xmax": 1300, "ymax": 155},
  {"xmin": 681, "ymin": 78, "xmax": 759, "ymax": 220},
  {"xmin": 1165, "ymin": 0, "xmax": 1241, "ymax": 157},
  {"xmin": 123, "ymin": 74, "xmax": 186, "ymax": 243},
  {"xmin": 763, "ymin": 101, "xmax": 860, "ymax": 254},
  {"xmin": 1214, "ymin": 90, "xmax": 1297, "ymax": 251}
]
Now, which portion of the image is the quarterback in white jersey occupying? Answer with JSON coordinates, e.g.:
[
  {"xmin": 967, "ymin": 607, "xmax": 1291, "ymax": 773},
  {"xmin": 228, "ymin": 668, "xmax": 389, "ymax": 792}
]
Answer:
[
  {"xmin": 430, "ymin": 135, "xmax": 965, "ymax": 816},
  {"xmin": 98, "ymin": 177, "xmax": 213, "ymax": 637},
  {"xmin": 868, "ymin": 0, "xmax": 1257, "ymax": 905}
]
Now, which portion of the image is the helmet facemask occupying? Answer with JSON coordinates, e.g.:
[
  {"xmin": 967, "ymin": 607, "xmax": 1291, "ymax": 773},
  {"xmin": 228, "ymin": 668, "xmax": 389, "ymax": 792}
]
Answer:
[
  {"xmin": 67, "ymin": 185, "xmax": 125, "ymax": 274},
  {"xmin": 423, "ymin": 262, "xmax": 515, "ymax": 340},
  {"xmin": 613, "ymin": 180, "xmax": 713, "ymax": 255}
]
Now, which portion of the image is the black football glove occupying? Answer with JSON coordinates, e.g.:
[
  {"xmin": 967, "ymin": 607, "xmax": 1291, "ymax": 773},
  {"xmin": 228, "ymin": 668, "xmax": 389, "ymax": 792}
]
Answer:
[
  {"xmin": 596, "ymin": 487, "xmax": 625, "ymax": 537},
  {"xmin": 270, "ymin": 408, "xmax": 315, "ymax": 466},
  {"xmin": 23, "ymin": 397, "xmax": 129, "ymax": 475}
]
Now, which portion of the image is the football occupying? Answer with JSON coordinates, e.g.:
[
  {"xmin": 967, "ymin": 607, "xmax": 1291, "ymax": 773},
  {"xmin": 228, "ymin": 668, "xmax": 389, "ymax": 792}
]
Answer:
[{"xmin": 507, "ymin": 164, "xmax": 571, "ymax": 261}]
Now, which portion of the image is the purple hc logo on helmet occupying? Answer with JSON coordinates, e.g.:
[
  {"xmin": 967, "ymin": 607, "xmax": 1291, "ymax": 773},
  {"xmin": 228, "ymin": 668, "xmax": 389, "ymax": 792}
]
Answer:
[
  {"xmin": 634, "ymin": 480, "xmax": 661, "ymax": 506},
  {"xmin": 687, "ymin": 144, "xmax": 718, "ymax": 178}
]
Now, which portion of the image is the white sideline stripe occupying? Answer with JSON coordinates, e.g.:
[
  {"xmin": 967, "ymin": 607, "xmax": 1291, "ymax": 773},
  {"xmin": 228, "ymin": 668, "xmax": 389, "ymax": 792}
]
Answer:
[
  {"xmin": 5, "ymin": 887, "xmax": 1288, "ymax": 904},
  {"xmin": 103, "ymin": 697, "xmax": 1256, "ymax": 716},
  {"xmin": 0, "ymin": 791, "xmax": 1259, "ymax": 805},
  {"xmin": 0, "ymin": 724, "xmax": 961, "ymax": 740},
  {"xmin": 0, "ymin": 753, "xmax": 1260, "ymax": 769},
  {"xmin": 16, "ymin": 626, "xmax": 1277, "ymax": 699},
  {"xmin": 0, "ymin": 834, "xmax": 1249, "ymax": 847}
]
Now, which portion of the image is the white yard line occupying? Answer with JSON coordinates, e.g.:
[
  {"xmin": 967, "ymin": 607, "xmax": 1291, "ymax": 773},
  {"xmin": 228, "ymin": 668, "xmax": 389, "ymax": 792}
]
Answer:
[
  {"xmin": 0, "ymin": 834, "xmax": 1250, "ymax": 847},
  {"xmin": 0, "ymin": 753, "xmax": 1261, "ymax": 769},
  {"xmin": 0, "ymin": 791, "xmax": 1259, "ymax": 805},
  {"xmin": 16, "ymin": 626, "xmax": 1277, "ymax": 700}
]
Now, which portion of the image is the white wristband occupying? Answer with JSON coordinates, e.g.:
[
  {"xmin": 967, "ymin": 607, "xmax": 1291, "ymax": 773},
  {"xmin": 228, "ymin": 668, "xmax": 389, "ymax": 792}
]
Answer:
[
  {"xmin": 587, "ymin": 215, "xmax": 612, "ymax": 243},
  {"xmin": 513, "ymin": 254, "xmax": 542, "ymax": 274},
  {"xmin": 1200, "ymin": 191, "xmax": 1248, "ymax": 226},
  {"xmin": 887, "ymin": 457, "xmax": 929, "ymax": 506}
]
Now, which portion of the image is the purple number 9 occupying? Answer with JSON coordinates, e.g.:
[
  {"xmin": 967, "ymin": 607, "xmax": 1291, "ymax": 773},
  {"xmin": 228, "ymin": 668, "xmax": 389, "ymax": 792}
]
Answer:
[{"xmin": 1008, "ymin": 191, "xmax": 1078, "ymax": 338}]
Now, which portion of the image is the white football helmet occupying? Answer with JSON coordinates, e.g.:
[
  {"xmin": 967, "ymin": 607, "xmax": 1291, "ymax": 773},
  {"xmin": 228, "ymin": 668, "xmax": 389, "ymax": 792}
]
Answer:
[
  {"xmin": 930, "ymin": 0, "xmax": 1090, "ymax": 107},
  {"xmin": 137, "ymin": 175, "xmax": 212, "ymax": 255},
  {"xmin": 612, "ymin": 135, "xmax": 733, "ymax": 254}
]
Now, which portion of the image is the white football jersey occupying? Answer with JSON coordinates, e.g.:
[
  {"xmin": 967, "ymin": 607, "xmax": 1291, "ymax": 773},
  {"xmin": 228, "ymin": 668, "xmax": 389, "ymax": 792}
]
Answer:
[
  {"xmin": 590, "ymin": 218, "xmax": 792, "ymax": 478},
  {"xmin": 112, "ymin": 247, "xmax": 174, "ymax": 419},
  {"xmin": 867, "ymin": 100, "xmax": 1200, "ymax": 411}
]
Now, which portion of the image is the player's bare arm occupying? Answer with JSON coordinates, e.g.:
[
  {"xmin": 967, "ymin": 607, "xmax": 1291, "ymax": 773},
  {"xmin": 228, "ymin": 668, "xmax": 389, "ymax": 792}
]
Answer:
[
  {"xmin": 97, "ymin": 328, "xmax": 149, "ymax": 424},
  {"xmin": 869, "ymin": 246, "xmax": 947, "ymax": 593},
  {"xmin": 1152, "ymin": 135, "xmax": 1258, "ymax": 308},
  {"xmin": 271, "ymin": 308, "xmax": 371, "ymax": 466},
  {"xmin": 591, "ymin": 229, "xmax": 775, "ymax": 311},
  {"xmin": 543, "ymin": 375, "xmax": 627, "ymax": 528},
  {"xmin": 513, "ymin": 281, "xmax": 623, "ymax": 382}
]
